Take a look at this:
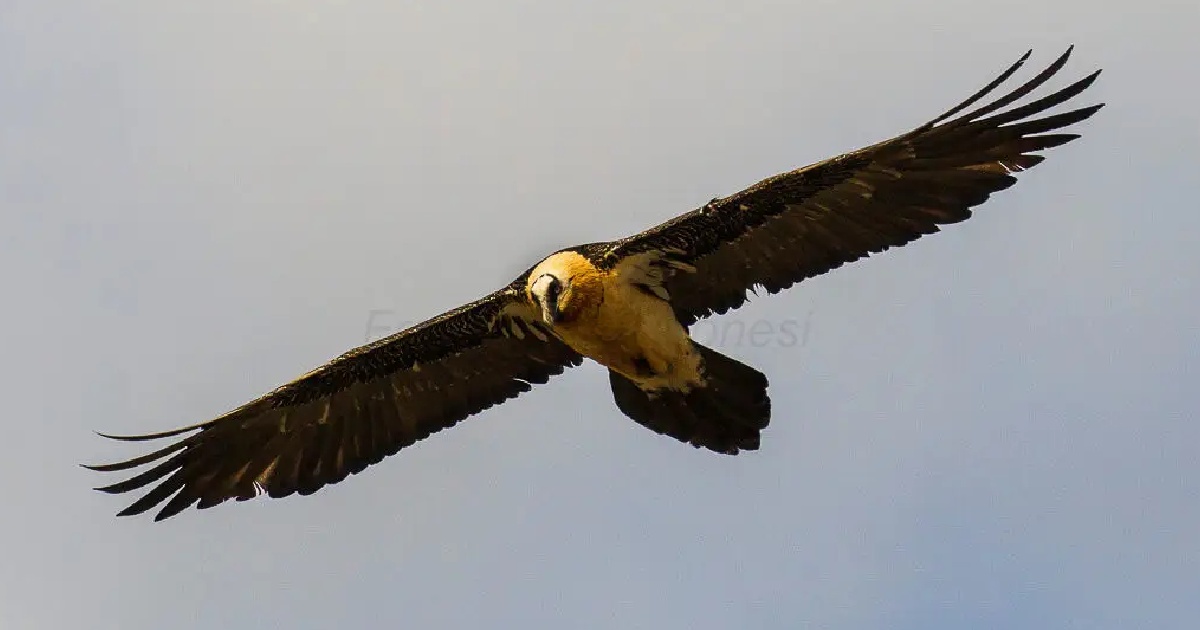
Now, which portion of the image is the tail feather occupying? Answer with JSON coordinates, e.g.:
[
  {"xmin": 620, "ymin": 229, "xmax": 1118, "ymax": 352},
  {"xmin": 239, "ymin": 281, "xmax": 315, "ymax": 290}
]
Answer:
[{"xmin": 609, "ymin": 343, "xmax": 770, "ymax": 454}]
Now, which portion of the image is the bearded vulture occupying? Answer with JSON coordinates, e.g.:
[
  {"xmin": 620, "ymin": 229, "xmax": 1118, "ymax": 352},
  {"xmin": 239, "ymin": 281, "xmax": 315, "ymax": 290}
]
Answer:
[{"xmin": 86, "ymin": 47, "xmax": 1103, "ymax": 521}]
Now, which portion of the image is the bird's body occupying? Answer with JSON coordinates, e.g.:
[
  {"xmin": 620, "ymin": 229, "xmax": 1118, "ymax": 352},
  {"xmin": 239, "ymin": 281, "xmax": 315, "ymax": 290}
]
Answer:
[
  {"xmin": 87, "ymin": 47, "xmax": 1105, "ymax": 521},
  {"xmin": 526, "ymin": 249, "xmax": 703, "ymax": 391}
]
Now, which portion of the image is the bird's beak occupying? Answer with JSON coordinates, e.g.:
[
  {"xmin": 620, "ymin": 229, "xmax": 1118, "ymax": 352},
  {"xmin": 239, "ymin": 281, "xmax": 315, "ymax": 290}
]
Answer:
[{"xmin": 540, "ymin": 300, "xmax": 560, "ymax": 325}]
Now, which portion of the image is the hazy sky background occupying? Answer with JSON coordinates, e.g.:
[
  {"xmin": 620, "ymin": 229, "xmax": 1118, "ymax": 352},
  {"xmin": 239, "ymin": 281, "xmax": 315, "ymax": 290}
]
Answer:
[{"xmin": 3, "ymin": 1, "xmax": 1197, "ymax": 629}]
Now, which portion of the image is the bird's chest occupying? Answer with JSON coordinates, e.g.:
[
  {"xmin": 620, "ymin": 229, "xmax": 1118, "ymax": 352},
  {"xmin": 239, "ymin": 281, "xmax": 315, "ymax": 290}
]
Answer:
[
  {"xmin": 556, "ymin": 297, "xmax": 643, "ymax": 361},
  {"xmin": 554, "ymin": 278, "xmax": 698, "ymax": 385}
]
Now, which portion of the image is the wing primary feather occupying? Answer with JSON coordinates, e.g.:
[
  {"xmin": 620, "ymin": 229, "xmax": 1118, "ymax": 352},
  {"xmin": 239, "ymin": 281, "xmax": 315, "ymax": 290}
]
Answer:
[
  {"xmin": 998, "ymin": 104, "xmax": 1105, "ymax": 137},
  {"xmin": 944, "ymin": 46, "xmax": 1076, "ymax": 127},
  {"xmin": 81, "ymin": 439, "xmax": 191, "ymax": 472},
  {"xmin": 978, "ymin": 71, "xmax": 1103, "ymax": 129},
  {"xmin": 928, "ymin": 48, "xmax": 1033, "ymax": 126},
  {"xmin": 115, "ymin": 472, "xmax": 188, "ymax": 518},
  {"xmin": 153, "ymin": 479, "xmax": 205, "ymax": 521},
  {"xmin": 94, "ymin": 451, "xmax": 190, "ymax": 494},
  {"xmin": 94, "ymin": 422, "xmax": 208, "ymax": 442}
]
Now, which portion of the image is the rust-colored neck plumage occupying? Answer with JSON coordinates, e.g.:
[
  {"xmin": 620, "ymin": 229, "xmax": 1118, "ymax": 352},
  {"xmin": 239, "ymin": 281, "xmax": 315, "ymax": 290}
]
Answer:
[{"xmin": 526, "ymin": 251, "xmax": 605, "ymax": 323}]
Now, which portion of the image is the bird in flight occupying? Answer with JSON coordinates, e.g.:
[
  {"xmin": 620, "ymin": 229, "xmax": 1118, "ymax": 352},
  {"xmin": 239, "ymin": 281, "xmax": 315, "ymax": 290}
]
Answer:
[{"xmin": 87, "ymin": 47, "xmax": 1103, "ymax": 521}]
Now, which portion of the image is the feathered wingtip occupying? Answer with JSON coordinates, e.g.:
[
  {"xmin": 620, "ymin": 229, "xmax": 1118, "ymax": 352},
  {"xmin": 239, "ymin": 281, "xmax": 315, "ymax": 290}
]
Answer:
[
  {"xmin": 81, "ymin": 424, "xmax": 210, "ymax": 520},
  {"xmin": 921, "ymin": 45, "xmax": 1104, "ymax": 132},
  {"xmin": 79, "ymin": 422, "xmax": 206, "ymax": 473}
]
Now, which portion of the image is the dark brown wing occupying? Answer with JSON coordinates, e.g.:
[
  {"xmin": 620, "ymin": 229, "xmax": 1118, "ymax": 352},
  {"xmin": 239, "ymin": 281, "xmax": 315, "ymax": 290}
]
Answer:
[
  {"xmin": 84, "ymin": 285, "xmax": 582, "ymax": 521},
  {"xmin": 602, "ymin": 47, "xmax": 1104, "ymax": 326}
]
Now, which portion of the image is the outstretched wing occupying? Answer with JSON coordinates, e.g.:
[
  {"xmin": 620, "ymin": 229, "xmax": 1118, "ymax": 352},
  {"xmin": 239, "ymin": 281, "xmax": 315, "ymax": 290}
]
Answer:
[
  {"xmin": 602, "ymin": 47, "xmax": 1104, "ymax": 326},
  {"xmin": 85, "ymin": 285, "xmax": 582, "ymax": 521}
]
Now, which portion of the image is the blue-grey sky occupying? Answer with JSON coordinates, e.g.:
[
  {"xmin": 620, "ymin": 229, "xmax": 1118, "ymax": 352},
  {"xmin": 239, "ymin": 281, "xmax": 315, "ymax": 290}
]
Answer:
[{"xmin": 2, "ymin": 2, "xmax": 1197, "ymax": 629}]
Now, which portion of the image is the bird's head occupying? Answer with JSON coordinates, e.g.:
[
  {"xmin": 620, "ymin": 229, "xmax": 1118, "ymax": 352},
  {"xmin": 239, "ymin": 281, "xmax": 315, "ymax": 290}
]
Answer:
[
  {"xmin": 526, "ymin": 250, "xmax": 602, "ymax": 326},
  {"xmin": 530, "ymin": 272, "xmax": 565, "ymax": 324}
]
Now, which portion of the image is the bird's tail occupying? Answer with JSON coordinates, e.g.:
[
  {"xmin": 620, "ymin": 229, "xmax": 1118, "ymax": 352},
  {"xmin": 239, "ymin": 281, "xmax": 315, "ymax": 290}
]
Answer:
[{"xmin": 608, "ymin": 343, "xmax": 770, "ymax": 454}]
